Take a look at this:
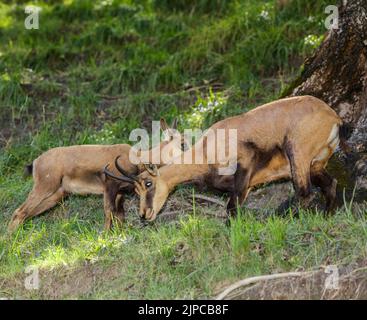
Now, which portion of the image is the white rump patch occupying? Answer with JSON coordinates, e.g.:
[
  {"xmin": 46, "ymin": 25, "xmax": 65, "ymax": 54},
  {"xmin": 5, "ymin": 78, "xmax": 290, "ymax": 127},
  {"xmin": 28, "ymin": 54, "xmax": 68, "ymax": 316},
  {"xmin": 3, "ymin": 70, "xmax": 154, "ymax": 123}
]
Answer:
[
  {"xmin": 327, "ymin": 124, "xmax": 340, "ymax": 153},
  {"xmin": 327, "ymin": 124, "xmax": 339, "ymax": 144},
  {"xmin": 312, "ymin": 124, "xmax": 340, "ymax": 165},
  {"xmin": 313, "ymin": 148, "xmax": 330, "ymax": 163}
]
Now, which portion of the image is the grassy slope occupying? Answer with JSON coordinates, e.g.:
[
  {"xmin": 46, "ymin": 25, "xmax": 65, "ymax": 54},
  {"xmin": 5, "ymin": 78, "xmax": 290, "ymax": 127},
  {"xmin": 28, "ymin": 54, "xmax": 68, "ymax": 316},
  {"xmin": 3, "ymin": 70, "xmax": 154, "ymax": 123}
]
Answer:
[{"xmin": 0, "ymin": 0, "xmax": 366, "ymax": 299}]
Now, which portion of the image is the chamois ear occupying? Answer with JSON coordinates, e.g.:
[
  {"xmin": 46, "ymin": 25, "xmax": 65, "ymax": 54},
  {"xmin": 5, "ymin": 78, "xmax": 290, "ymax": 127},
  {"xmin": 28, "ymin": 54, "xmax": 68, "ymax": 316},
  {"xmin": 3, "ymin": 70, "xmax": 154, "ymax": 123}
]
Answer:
[
  {"xmin": 171, "ymin": 117, "xmax": 178, "ymax": 130},
  {"xmin": 160, "ymin": 118, "xmax": 170, "ymax": 132},
  {"xmin": 143, "ymin": 163, "xmax": 159, "ymax": 176}
]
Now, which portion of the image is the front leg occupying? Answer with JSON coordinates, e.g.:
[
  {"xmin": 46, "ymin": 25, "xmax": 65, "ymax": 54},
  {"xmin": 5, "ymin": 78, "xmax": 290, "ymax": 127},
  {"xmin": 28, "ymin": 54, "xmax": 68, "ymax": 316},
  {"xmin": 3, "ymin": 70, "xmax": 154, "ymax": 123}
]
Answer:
[
  {"xmin": 226, "ymin": 164, "xmax": 252, "ymax": 220},
  {"xmin": 103, "ymin": 180, "xmax": 120, "ymax": 230},
  {"xmin": 114, "ymin": 193, "xmax": 126, "ymax": 227}
]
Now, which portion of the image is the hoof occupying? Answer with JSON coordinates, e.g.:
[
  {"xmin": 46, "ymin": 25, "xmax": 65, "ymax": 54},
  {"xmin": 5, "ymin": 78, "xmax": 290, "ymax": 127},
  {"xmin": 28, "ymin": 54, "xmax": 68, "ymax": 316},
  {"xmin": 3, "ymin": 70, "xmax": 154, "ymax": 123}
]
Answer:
[
  {"xmin": 276, "ymin": 198, "xmax": 294, "ymax": 215},
  {"xmin": 325, "ymin": 178, "xmax": 338, "ymax": 213},
  {"xmin": 300, "ymin": 192, "xmax": 316, "ymax": 208},
  {"xmin": 7, "ymin": 220, "xmax": 20, "ymax": 234}
]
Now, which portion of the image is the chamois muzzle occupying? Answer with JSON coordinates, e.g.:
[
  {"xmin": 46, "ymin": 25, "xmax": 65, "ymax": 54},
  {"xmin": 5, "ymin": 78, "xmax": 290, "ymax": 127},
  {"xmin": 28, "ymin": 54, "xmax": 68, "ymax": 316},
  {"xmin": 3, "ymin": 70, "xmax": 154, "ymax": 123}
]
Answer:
[{"xmin": 141, "ymin": 208, "xmax": 157, "ymax": 222}]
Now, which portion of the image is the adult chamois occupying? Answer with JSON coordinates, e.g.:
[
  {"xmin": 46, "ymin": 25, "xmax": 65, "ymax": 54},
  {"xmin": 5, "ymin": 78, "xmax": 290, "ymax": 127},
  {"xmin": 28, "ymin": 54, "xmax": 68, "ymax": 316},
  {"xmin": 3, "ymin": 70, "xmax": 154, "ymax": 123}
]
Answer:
[
  {"xmin": 8, "ymin": 118, "xmax": 188, "ymax": 231},
  {"xmin": 106, "ymin": 96, "xmax": 347, "ymax": 222}
]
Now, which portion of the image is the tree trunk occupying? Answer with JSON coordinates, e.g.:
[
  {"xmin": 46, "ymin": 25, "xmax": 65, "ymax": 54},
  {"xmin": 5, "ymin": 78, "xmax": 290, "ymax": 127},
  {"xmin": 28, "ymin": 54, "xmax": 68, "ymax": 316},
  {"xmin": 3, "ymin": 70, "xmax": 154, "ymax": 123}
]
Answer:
[{"xmin": 288, "ymin": 0, "xmax": 367, "ymax": 195}]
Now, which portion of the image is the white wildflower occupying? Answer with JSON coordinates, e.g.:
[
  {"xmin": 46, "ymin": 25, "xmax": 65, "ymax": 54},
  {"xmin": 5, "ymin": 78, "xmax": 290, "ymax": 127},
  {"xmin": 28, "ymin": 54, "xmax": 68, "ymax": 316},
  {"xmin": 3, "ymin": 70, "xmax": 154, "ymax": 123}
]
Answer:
[{"xmin": 259, "ymin": 10, "xmax": 270, "ymax": 21}]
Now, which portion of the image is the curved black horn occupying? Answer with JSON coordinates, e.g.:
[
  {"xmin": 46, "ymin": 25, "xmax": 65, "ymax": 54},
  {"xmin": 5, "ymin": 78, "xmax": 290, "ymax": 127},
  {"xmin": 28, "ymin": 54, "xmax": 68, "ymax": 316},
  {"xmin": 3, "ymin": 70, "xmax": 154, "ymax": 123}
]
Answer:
[
  {"xmin": 103, "ymin": 165, "xmax": 135, "ymax": 184},
  {"xmin": 115, "ymin": 156, "xmax": 139, "ymax": 182}
]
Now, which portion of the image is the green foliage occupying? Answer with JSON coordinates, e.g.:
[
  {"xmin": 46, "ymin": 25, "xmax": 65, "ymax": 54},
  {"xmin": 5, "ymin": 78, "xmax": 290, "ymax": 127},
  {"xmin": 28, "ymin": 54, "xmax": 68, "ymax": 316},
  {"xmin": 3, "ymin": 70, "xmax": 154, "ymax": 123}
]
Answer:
[{"xmin": 0, "ymin": 0, "xmax": 330, "ymax": 147}]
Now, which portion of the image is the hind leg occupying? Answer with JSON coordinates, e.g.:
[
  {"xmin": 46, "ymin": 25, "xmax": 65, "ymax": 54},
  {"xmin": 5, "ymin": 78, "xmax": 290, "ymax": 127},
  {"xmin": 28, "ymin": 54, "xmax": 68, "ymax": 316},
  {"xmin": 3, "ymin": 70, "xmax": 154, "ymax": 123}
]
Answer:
[
  {"xmin": 8, "ymin": 187, "xmax": 66, "ymax": 232},
  {"xmin": 284, "ymin": 141, "xmax": 314, "ymax": 208},
  {"xmin": 310, "ymin": 141, "xmax": 338, "ymax": 212},
  {"xmin": 311, "ymin": 167, "xmax": 337, "ymax": 212}
]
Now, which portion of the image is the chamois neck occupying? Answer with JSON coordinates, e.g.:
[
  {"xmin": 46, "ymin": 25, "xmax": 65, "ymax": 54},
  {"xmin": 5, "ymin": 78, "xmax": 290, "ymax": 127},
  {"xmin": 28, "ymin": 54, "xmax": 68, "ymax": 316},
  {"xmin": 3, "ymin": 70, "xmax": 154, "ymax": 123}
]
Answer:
[
  {"xmin": 161, "ymin": 163, "xmax": 208, "ymax": 190},
  {"xmin": 159, "ymin": 137, "xmax": 210, "ymax": 189}
]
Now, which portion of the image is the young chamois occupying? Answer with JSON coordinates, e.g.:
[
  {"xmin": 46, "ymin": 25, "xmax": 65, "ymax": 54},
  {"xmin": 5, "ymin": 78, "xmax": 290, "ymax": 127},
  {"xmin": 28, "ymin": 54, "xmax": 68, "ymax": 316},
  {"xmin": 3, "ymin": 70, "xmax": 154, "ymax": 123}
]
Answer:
[
  {"xmin": 106, "ymin": 96, "xmax": 346, "ymax": 222},
  {"xmin": 8, "ymin": 118, "xmax": 188, "ymax": 232}
]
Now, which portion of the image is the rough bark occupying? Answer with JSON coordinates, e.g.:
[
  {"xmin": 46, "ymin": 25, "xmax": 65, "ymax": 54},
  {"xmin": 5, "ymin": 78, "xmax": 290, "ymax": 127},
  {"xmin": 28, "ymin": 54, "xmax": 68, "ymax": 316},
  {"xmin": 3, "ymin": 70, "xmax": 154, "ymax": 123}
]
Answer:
[{"xmin": 289, "ymin": 0, "xmax": 367, "ymax": 193}]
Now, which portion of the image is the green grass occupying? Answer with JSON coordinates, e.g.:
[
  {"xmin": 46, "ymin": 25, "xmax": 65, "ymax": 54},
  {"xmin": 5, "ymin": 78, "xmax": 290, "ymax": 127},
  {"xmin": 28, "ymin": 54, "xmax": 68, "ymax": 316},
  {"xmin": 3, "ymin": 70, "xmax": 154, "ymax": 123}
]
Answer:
[
  {"xmin": 0, "ymin": 191, "xmax": 366, "ymax": 299},
  {"xmin": 1, "ymin": 0, "xmax": 366, "ymax": 299}
]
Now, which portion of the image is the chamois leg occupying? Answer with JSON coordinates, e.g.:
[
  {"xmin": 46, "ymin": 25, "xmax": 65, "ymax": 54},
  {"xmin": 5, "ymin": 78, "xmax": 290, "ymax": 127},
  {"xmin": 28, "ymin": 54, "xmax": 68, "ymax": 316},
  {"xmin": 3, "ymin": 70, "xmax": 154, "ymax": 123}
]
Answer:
[
  {"xmin": 114, "ymin": 193, "xmax": 126, "ymax": 227},
  {"xmin": 8, "ymin": 187, "xmax": 66, "ymax": 232},
  {"xmin": 103, "ymin": 180, "xmax": 120, "ymax": 230},
  {"xmin": 226, "ymin": 164, "xmax": 252, "ymax": 219},
  {"xmin": 311, "ymin": 168, "xmax": 337, "ymax": 212},
  {"xmin": 284, "ymin": 142, "xmax": 313, "ymax": 208}
]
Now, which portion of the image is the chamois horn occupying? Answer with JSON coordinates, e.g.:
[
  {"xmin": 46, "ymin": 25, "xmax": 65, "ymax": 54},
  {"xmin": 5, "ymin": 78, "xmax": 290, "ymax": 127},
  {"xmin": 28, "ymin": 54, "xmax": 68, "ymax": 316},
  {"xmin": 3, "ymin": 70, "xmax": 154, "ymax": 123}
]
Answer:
[
  {"xmin": 114, "ymin": 156, "xmax": 139, "ymax": 182},
  {"xmin": 103, "ymin": 165, "xmax": 135, "ymax": 184}
]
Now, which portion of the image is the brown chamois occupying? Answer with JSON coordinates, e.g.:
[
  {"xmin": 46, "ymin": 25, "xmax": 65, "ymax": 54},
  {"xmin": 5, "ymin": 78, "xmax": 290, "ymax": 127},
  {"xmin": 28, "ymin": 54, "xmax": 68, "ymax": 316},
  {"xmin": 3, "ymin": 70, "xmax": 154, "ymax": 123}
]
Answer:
[
  {"xmin": 8, "ymin": 118, "xmax": 188, "ymax": 231},
  {"xmin": 107, "ymin": 96, "xmax": 346, "ymax": 222}
]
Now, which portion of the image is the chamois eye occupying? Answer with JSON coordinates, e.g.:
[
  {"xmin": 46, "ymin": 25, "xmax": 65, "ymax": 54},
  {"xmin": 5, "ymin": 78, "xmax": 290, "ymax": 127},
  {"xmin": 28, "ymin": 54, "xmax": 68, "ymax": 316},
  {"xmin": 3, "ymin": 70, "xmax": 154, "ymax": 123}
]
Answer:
[{"xmin": 145, "ymin": 181, "xmax": 152, "ymax": 188}]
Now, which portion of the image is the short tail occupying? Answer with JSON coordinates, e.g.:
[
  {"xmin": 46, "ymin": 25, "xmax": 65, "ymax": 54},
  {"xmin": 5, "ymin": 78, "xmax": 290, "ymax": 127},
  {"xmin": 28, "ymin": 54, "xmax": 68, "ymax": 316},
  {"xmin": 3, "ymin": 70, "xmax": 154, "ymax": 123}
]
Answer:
[
  {"xmin": 339, "ymin": 122, "xmax": 353, "ymax": 139},
  {"xmin": 24, "ymin": 163, "xmax": 33, "ymax": 177},
  {"xmin": 338, "ymin": 123, "xmax": 357, "ymax": 159}
]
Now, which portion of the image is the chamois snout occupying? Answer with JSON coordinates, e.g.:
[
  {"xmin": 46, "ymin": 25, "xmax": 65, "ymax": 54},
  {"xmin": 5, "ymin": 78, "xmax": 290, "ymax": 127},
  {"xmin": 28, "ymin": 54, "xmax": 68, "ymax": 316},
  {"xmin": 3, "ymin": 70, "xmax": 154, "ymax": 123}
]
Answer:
[
  {"xmin": 139, "ymin": 215, "xmax": 149, "ymax": 226},
  {"xmin": 140, "ymin": 207, "xmax": 157, "ymax": 222}
]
